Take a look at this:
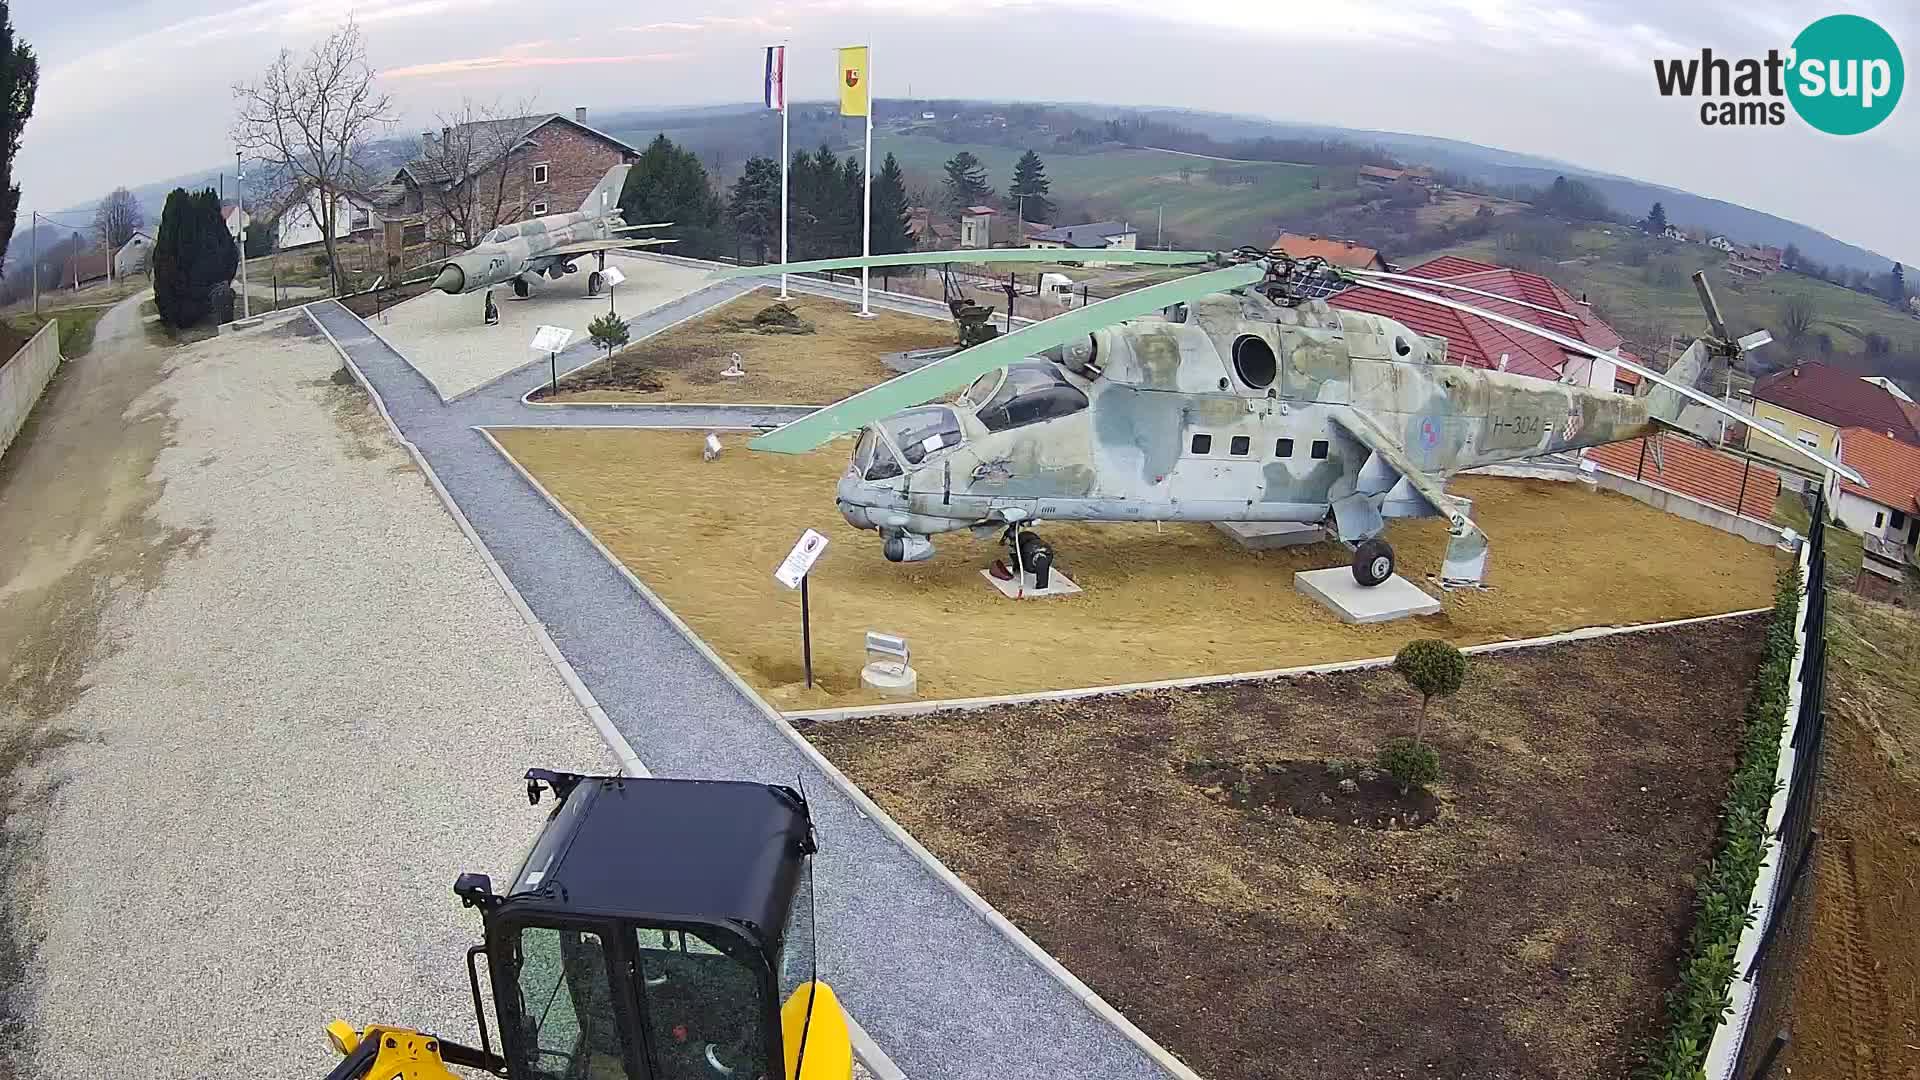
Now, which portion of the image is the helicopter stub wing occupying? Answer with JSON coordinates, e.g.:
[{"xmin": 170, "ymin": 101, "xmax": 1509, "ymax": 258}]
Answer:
[
  {"xmin": 1349, "ymin": 278, "xmax": 1865, "ymax": 486},
  {"xmin": 710, "ymin": 247, "xmax": 1219, "ymax": 281},
  {"xmin": 748, "ymin": 262, "xmax": 1267, "ymax": 454}
]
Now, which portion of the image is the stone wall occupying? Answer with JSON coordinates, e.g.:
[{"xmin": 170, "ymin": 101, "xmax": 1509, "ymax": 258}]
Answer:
[{"xmin": 0, "ymin": 321, "xmax": 62, "ymax": 461}]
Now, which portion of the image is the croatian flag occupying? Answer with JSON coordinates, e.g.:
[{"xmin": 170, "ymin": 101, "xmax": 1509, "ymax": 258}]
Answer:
[{"xmin": 764, "ymin": 45, "xmax": 785, "ymax": 110}]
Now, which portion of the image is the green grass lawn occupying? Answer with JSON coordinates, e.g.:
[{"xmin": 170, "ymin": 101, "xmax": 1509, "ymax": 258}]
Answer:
[
  {"xmin": 1425, "ymin": 227, "xmax": 1920, "ymax": 358},
  {"xmin": 882, "ymin": 136, "xmax": 1343, "ymax": 248},
  {"xmin": 4, "ymin": 306, "xmax": 110, "ymax": 359},
  {"xmin": 1774, "ymin": 491, "xmax": 1864, "ymax": 585}
]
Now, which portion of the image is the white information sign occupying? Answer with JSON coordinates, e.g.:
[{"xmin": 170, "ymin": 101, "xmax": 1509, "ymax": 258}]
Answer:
[
  {"xmin": 774, "ymin": 529, "xmax": 829, "ymax": 589},
  {"xmin": 529, "ymin": 325, "xmax": 574, "ymax": 354},
  {"xmin": 601, "ymin": 266, "xmax": 627, "ymax": 288}
]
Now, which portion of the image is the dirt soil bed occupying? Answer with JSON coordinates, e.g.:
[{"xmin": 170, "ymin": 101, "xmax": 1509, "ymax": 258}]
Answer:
[
  {"xmin": 490, "ymin": 427, "xmax": 1781, "ymax": 709},
  {"xmin": 802, "ymin": 616, "xmax": 1768, "ymax": 1080},
  {"xmin": 532, "ymin": 292, "xmax": 953, "ymax": 405}
]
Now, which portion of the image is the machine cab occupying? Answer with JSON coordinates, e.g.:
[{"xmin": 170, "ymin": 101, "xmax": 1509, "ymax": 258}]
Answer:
[{"xmin": 456, "ymin": 773, "xmax": 851, "ymax": 1080}]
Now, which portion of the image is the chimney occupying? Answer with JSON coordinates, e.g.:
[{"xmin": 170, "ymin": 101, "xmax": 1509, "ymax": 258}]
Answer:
[
  {"xmin": 422, "ymin": 130, "xmax": 435, "ymax": 149},
  {"xmin": 441, "ymin": 126, "xmax": 452, "ymax": 146},
  {"xmin": 575, "ymin": 106, "xmax": 588, "ymax": 123},
  {"xmin": 1344, "ymin": 239, "xmax": 1355, "ymax": 248}
]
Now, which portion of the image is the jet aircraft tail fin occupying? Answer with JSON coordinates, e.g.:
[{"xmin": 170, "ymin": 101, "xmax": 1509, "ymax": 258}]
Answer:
[{"xmin": 582, "ymin": 165, "xmax": 632, "ymax": 216}]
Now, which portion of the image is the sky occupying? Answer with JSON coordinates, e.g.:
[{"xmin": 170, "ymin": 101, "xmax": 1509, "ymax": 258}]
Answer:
[{"xmin": 12, "ymin": 0, "xmax": 1919, "ymax": 264}]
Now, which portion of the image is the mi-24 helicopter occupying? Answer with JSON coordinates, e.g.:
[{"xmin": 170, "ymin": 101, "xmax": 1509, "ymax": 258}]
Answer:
[{"xmin": 712, "ymin": 247, "xmax": 1860, "ymax": 589}]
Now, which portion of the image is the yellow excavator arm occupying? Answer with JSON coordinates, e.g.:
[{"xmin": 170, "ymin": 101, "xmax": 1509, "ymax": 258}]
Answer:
[{"xmin": 323, "ymin": 1021, "xmax": 484, "ymax": 1080}]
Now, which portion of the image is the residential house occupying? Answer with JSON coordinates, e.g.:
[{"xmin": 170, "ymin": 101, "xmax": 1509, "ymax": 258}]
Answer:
[
  {"xmin": 63, "ymin": 250, "xmax": 111, "ymax": 289},
  {"xmin": 1357, "ymin": 165, "xmax": 1431, "ymax": 187},
  {"xmin": 273, "ymin": 185, "xmax": 379, "ymax": 251},
  {"xmin": 1828, "ymin": 426, "xmax": 1920, "ymax": 597},
  {"xmin": 375, "ymin": 109, "xmax": 641, "ymax": 248},
  {"xmin": 223, "ymin": 205, "xmax": 249, "ymax": 242},
  {"xmin": 959, "ymin": 206, "xmax": 996, "ymax": 249},
  {"xmin": 904, "ymin": 206, "xmax": 954, "ymax": 249},
  {"xmin": 1746, "ymin": 361, "xmax": 1920, "ymax": 474},
  {"xmin": 1024, "ymin": 219, "xmax": 1138, "ymax": 251},
  {"xmin": 1707, "ymin": 235, "xmax": 1735, "ymax": 253},
  {"xmin": 1331, "ymin": 255, "xmax": 1640, "ymax": 391},
  {"xmin": 1662, "ymin": 225, "xmax": 1688, "ymax": 242},
  {"xmin": 113, "ymin": 232, "xmax": 153, "ymax": 277},
  {"xmin": 1269, "ymin": 232, "xmax": 1387, "ymax": 271}
]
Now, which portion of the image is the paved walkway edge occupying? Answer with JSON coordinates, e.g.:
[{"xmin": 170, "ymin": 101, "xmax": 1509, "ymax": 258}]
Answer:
[
  {"xmin": 307, "ymin": 306, "xmax": 649, "ymax": 779},
  {"xmin": 786, "ymin": 605, "xmax": 1777, "ymax": 723},
  {"xmin": 474, "ymin": 427, "xmax": 1203, "ymax": 1080}
]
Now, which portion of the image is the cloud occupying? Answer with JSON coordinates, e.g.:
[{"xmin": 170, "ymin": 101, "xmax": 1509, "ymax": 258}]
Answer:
[
  {"xmin": 383, "ymin": 51, "xmax": 689, "ymax": 79},
  {"xmin": 618, "ymin": 14, "xmax": 793, "ymax": 35}
]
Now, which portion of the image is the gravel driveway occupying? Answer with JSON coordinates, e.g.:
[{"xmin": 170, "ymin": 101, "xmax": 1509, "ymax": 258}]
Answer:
[{"xmin": 12, "ymin": 316, "xmax": 612, "ymax": 1079}]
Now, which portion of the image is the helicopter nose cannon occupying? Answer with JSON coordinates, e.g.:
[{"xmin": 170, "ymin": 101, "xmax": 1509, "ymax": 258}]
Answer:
[{"xmin": 882, "ymin": 532, "xmax": 935, "ymax": 563}]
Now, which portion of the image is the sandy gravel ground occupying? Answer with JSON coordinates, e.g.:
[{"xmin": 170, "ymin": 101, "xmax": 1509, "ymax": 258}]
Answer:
[
  {"xmin": 8, "ymin": 315, "xmax": 611, "ymax": 1079},
  {"xmin": 493, "ymin": 427, "xmax": 1782, "ymax": 709},
  {"xmin": 376, "ymin": 258, "xmax": 710, "ymax": 400}
]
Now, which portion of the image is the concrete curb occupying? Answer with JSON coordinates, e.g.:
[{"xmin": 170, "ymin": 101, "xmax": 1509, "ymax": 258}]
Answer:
[
  {"xmin": 786, "ymin": 606, "xmax": 1776, "ymax": 723},
  {"xmin": 304, "ymin": 303, "xmax": 649, "ymax": 779},
  {"xmin": 476, "ymin": 425, "xmax": 1196, "ymax": 1080}
]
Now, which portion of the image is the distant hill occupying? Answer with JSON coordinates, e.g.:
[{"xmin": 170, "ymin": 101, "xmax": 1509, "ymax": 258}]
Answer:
[{"xmin": 1122, "ymin": 107, "xmax": 1897, "ymax": 275}]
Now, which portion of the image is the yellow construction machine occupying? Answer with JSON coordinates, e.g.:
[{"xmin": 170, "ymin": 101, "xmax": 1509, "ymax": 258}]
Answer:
[{"xmin": 322, "ymin": 770, "xmax": 854, "ymax": 1080}]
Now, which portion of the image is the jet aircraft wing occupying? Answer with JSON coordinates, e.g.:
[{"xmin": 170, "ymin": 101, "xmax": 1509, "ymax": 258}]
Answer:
[{"xmin": 543, "ymin": 238, "xmax": 680, "ymax": 257}]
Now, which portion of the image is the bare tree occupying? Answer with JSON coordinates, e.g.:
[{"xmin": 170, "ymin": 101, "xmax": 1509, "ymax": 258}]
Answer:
[
  {"xmin": 1778, "ymin": 295, "xmax": 1815, "ymax": 349},
  {"xmin": 92, "ymin": 187, "xmax": 143, "ymax": 250},
  {"xmin": 232, "ymin": 19, "xmax": 394, "ymax": 296},
  {"xmin": 416, "ymin": 97, "xmax": 537, "ymax": 250}
]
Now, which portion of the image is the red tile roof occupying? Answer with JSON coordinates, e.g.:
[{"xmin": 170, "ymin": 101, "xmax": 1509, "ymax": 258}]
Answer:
[
  {"xmin": 1586, "ymin": 437, "xmax": 1781, "ymax": 520},
  {"xmin": 1835, "ymin": 426, "xmax": 1920, "ymax": 511},
  {"xmin": 1751, "ymin": 362, "xmax": 1920, "ymax": 442},
  {"xmin": 1271, "ymin": 232, "xmax": 1385, "ymax": 270},
  {"xmin": 1331, "ymin": 256, "xmax": 1640, "ymax": 383}
]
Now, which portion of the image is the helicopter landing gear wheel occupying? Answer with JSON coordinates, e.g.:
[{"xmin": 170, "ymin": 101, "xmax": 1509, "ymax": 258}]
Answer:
[
  {"xmin": 512, "ymin": 277, "xmax": 530, "ymax": 299},
  {"xmin": 1352, "ymin": 538, "xmax": 1394, "ymax": 587},
  {"xmin": 1007, "ymin": 529, "xmax": 1055, "ymax": 590}
]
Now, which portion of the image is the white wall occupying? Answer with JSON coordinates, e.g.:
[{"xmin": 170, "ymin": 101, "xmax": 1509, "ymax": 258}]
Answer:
[
  {"xmin": 1826, "ymin": 485, "xmax": 1907, "ymax": 541},
  {"xmin": 0, "ymin": 321, "xmax": 62, "ymax": 462},
  {"xmin": 277, "ymin": 191, "xmax": 371, "ymax": 250}
]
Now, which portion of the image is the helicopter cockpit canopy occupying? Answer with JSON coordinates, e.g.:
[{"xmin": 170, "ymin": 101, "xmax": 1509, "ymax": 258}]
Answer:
[
  {"xmin": 852, "ymin": 406, "xmax": 964, "ymax": 481},
  {"xmin": 960, "ymin": 362, "xmax": 1088, "ymax": 434}
]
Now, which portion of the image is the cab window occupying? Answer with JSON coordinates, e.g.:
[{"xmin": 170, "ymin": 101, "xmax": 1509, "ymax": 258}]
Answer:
[
  {"xmin": 633, "ymin": 927, "xmax": 769, "ymax": 1080},
  {"xmin": 882, "ymin": 406, "xmax": 963, "ymax": 466},
  {"xmin": 975, "ymin": 364, "xmax": 1088, "ymax": 434},
  {"xmin": 851, "ymin": 427, "xmax": 902, "ymax": 482},
  {"xmin": 486, "ymin": 228, "xmax": 513, "ymax": 244},
  {"xmin": 510, "ymin": 926, "xmax": 630, "ymax": 1080}
]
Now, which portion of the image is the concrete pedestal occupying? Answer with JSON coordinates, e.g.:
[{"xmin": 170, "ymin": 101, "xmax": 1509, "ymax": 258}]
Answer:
[
  {"xmin": 1215, "ymin": 520, "xmax": 1325, "ymax": 551},
  {"xmin": 1294, "ymin": 568, "xmax": 1442, "ymax": 624},
  {"xmin": 860, "ymin": 663, "xmax": 919, "ymax": 697},
  {"xmin": 980, "ymin": 568, "xmax": 1083, "ymax": 599}
]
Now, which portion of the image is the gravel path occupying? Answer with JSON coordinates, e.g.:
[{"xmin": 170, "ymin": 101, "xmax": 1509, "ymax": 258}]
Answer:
[
  {"xmin": 309, "ymin": 297, "xmax": 1182, "ymax": 1080},
  {"xmin": 18, "ymin": 318, "xmax": 614, "ymax": 1078}
]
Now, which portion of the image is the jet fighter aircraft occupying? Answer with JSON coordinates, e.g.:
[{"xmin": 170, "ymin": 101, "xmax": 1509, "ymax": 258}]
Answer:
[{"xmin": 430, "ymin": 165, "xmax": 674, "ymax": 299}]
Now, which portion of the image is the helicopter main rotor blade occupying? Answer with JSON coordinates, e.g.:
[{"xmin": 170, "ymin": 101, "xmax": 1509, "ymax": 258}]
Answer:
[
  {"xmin": 1354, "ymin": 279, "xmax": 1866, "ymax": 485},
  {"xmin": 749, "ymin": 261, "xmax": 1268, "ymax": 454},
  {"xmin": 1342, "ymin": 269, "xmax": 1585, "ymax": 323},
  {"xmin": 711, "ymin": 247, "xmax": 1219, "ymax": 281}
]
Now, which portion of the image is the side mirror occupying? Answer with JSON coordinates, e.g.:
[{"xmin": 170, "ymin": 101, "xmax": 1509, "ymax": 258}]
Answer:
[{"xmin": 454, "ymin": 872, "xmax": 496, "ymax": 909}]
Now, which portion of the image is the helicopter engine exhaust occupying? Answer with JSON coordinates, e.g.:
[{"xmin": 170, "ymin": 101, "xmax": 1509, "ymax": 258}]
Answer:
[{"xmin": 883, "ymin": 532, "xmax": 935, "ymax": 563}]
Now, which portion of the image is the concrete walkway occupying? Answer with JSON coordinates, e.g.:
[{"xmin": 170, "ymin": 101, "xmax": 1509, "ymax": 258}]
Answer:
[{"xmin": 307, "ymin": 295, "xmax": 1179, "ymax": 1080}]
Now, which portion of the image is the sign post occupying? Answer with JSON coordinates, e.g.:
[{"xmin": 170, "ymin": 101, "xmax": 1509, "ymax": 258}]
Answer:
[
  {"xmin": 601, "ymin": 265, "xmax": 626, "ymax": 317},
  {"xmin": 774, "ymin": 529, "xmax": 830, "ymax": 688},
  {"xmin": 530, "ymin": 324, "xmax": 573, "ymax": 396}
]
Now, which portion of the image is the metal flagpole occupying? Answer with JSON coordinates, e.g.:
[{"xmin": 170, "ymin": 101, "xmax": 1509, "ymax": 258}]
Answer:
[
  {"xmin": 857, "ymin": 46, "xmax": 873, "ymax": 318},
  {"xmin": 776, "ymin": 44, "xmax": 791, "ymax": 300},
  {"xmin": 237, "ymin": 153, "xmax": 251, "ymax": 319}
]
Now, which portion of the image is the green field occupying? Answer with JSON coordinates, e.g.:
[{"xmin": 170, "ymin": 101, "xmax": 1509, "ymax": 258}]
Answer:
[
  {"xmin": 1425, "ymin": 227, "xmax": 1920, "ymax": 359},
  {"xmin": 880, "ymin": 136, "xmax": 1343, "ymax": 249}
]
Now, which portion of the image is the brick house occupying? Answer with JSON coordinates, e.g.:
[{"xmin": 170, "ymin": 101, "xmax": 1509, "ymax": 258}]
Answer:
[{"xmin": 373, "ymin": 109, "xmax": 641, "ymax": 247}]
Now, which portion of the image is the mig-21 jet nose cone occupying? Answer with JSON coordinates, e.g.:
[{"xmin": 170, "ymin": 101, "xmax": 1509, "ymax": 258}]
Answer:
[{"xmin": 433, "ymin": 263, "xmax": 466, "ymax": 294}]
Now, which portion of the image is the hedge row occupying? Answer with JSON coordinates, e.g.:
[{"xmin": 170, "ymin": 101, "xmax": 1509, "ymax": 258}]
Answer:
[{"xmin": 1639, "ymin": 567, "xmax": 1804, "ymax": 1078}]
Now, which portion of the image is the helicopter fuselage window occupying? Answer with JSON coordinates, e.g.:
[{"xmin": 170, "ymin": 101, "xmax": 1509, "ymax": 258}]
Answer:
[
  {"xmin": 851, "ymin": 427, "xmax": 903, "ymax": 481},
  {"xmin": 1311, "ymin": 439, "xmax": 1330, "ymax": 460},
  {"xmin": 1230, "ymin": 435, "xmax": 1250, "ymax": 456},
  {"xmin": 882, "ymin": 406, "xmax": 964, "ymax": 465},
  {"xmin": 975, "ymin": 363, "xmax": 1088, "ymax": 434},
  {"xmin": 1191, "ymin": 433, "xmax": 1212, "ymax": 455},
  {"xmin": 1276, "ymin": 438, "xmax": 1295, "ymax": 458}
]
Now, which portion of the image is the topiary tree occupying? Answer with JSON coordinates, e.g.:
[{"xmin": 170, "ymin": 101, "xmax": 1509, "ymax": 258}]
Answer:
[
  {"xmin": 1392, "ymin": 638, "xmax": 1467, "ymax": 746},
  {"xmin": 587, "ymin": 312, "xmax": 629, "ymax": 360}
]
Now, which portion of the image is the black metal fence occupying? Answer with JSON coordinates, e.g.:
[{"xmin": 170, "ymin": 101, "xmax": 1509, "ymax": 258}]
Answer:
[{"xmin": 1729, "ymin": 489, "xmax": 1830, "ymax": 1079}]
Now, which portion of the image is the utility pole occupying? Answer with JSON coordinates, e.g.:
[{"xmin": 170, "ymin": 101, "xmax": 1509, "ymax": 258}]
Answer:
[
  {"xmin": 236, "ymin": 153, "xmax": 251, "ymax": 319},
  {"xmin": 1157, "ymin": 205, "xmax": 1164, "ymax": 249},
  {"xmin": 30, "ymin": 210, "xmax": 38, "ymax": 316}
]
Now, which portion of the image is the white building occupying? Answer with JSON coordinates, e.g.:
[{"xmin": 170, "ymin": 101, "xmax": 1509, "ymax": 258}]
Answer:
[
  {"xmin": 113, "ymin": 232, "xmax": 153, "ymax": 277},
  {"xmin": 275, "ymin": 187, "xmax": 378, "ymax": 250},
  {"xmin": 1707, "ymin": 235, "xmax": 1735, "ymax": 253},
  {"xmin": 1828, "ymin": 425, "xmax": 1920, "ymax": 597},
  {"xmin": 1662, "ymin": 225, "xmax": 1688, "ymax": 242},
  {"xmin": 959, "ymin": 205, "xmax": 995, "ymax": 249}
]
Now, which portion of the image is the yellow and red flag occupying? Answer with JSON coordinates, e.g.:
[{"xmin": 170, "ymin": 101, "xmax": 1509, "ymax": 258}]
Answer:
[{"xmin": 838, "ymin": 46, "xmax": 869, "ymax": 117}]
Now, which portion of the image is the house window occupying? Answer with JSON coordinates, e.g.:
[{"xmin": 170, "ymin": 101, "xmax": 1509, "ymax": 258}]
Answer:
[
  {"xmin": 1893, "ymin": 510, "xmax": 1908, "ymax": 530},
  {"xmin": 1229, "ymin": 435, "xmax": 1250, "ymax": 457},
  {"xmin": 1310, "ymin": 440, "xmax": 1330, "ymax": 460},
  {"xmin": 1191, "ymin": 434, "xmax": 1212, "ymax": 455},
  {"xmin": 1795, "ymin": 430, "xmax": 1820, "ymax": 449},
  {"xmin": 1275, "ymin": 438, "xmax": 1294, "ymax": 458},
  {"xmin": 529, "ymin": 201, "xmax": 548, "ymax": 216},
  {"xmin": 531, "ymin": 163, "xmax": 550, "ymax": 185}
]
